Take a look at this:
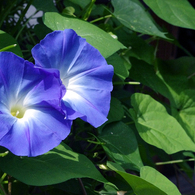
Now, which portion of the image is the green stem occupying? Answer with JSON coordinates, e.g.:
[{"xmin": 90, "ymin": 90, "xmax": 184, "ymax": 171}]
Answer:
[
  {"xmin": 27, "ymin": 28, "xmax": 37, "ymax": 45},
  {"xmin": 114, "ymin": 24, "xmax": 124, "ymax": 31},
  {"xmin": 113, "ymin": 81, "xmax": 140, "ymax": 85},
  {"xmin": 0, "ymin": 173, "xmax": 7, "ymax": 183},
  {"xmin": 0, "ymin": 44, "xmax": 17, "ymax": 52},
  {"xmin": 78, "ymin": 178, "xmax": 87, "ymax": 195},
  {"xmin": 178, "ymin": 45, "xmax": 193, "ymax": 57},
  {"xmin": 90, "ymin": 14, "xmax": 112, "ymax": 24},
  {"xmin": 0, "ymin": 182, "xmax": 7, "ymax": 195},
  {"xmin": 3, "ymin": 180, "xmax": 17, "ymax": 184},
  {"xmin": 188, "ymin": 72, "xmax": 195, "ymax": 79},
  {"xmin": 82, "ymin": 0, "xmax": 96, "ymax": 21},
  {"xmin": 0, "ymin": 151, "xmax": 9, "ymax": 157},
  {"xmin": 145, "ymin": 36, "xmax": 158, "ymax": 44},
  {"xmin": 7, "ymin": 175, "xmax": 11, "ymax": 195},
  {"xmin": 125, "ymin": 121, "xmax": 135, "ymax": 125},
  {"xmin": 176, "ymin": 166, "xmax": 195, "ymax": 188},
  {"xmin": 87, "ymin": 140, "xmax": 105, "ymax": 145},
  {"xmin": 155, "ymin": 158, "xmax": 195, "ymax": 166},
  {"xmin": 15, "ymin": 11, "xmax": 38, "ymax": 40},
  {"xmin": 27, "ymin": 56, "xmax": 34, "ymax": 62},
  {"xmin": 12, "ymin": 0, "xmax": 34, "ymax": 35}
]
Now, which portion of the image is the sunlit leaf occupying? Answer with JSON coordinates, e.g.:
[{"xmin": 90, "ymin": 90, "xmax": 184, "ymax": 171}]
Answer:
[
  {"xmin": 144, "ymin": 0, "xmax": 195, "ymax": 29},
  {"xmin": 172, "ymin": 90, "xmax": 195, "ymax": 143},
  {"xmin": 0, "ymin": 143, "xmax": 112, "ymax": 186},
  {"xmin": 141, "ymin": 166, "xmax": 181, "ymax": 195},
  {"xmin": 130, "ymin": 93, "xmax": 195, "ymax": 154},
  {"xmin": 112, "ymin": 0, "xmax": 167, "ymax": 38},
  {"xmin": 107, "ymin": 162, "xmax": 167, "ymax": 195},
  {"xmin": 43, "ymin": 12, "xmax": 125, "ymax": 58}
]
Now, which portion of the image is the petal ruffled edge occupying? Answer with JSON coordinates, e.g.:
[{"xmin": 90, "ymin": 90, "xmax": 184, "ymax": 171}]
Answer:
[
  {"xmin": 0, "ymin": 108, "xmax": 72, "ymax": 157},
  {"xmin": 32, "ymin": 29, "xmax": 114, "ymax": 128}
]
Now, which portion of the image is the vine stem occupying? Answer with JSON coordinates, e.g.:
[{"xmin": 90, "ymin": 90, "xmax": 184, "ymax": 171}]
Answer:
[
  {"xmin": 12, "ymin": 0, "xmax": 34, "ymax": 35},
  {"xmin": 90, "ymin": 14, "xmax": 112, "ymax": 24},
  {"xmin": 176, "ymin": 166, "xmax": 195, "ymax": 189},
  {"xmin": 7, "ymin": 176, "xmax": 11, "ymax": 195},
  {"xmin": 0, "ymin": 173, "xmax": 7, "ymax": 183},
  {"xmin": 113, "ymin": 81, "xmax": 140, "ymax": 85},
  {"xmin": 0, "ymin": 44, "xmax": 17, "ymax": 52},
  {"xmin": 0, "ymin": 182, "xmax": 7, "ymax": 195},
  {"xmin": 173, "ymin": 164, "xmax": 180, "ymax": 191},
  {"xmin": 82, "ymin": 0, "xmax": 96, "ymax": 21},
  {"xmin": 155, "ymin": 158, "xmax": 195, "ymax": 165},
  {"xmin": 78, "ymin": 178, "xmax": 87, "ymax": 195}
]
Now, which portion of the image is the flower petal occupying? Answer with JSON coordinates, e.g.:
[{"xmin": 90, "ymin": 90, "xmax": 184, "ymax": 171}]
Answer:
[
  {"xmin": 32, "ymin": 29, "xmax": 114, "ymax": 127},
  {"xmin": 0, "ymin": 52, "xmax": 72, "ymax": 156},
  {"xmin": 0, "ymin": 52, "xmax": 64, "ymax": 110},
  {"xmin": 31, "ymin": 29, "xmax": 86, "ymax": 72},
  {"xmin": 0, "ymin": 105, "xmax": 16, "ymax": 139},
  {"xmin": 0, "ymin": 108, "xmax": 71, "ymax": 156},
  {"xmin": 23, "ymin": 70, "xmax": 65, "ymax": 111},
  {"xmin": 63, "ymin": 88, "xmax": 111, "ymax": 127},
  {"xmin": 0, "ymin": 52, "xmax": 28, "ymax": 105}
]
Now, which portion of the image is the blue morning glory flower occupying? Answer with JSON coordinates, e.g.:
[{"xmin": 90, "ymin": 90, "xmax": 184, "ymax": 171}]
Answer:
[
  {"xmin": 0, "ymin": 52, "xmax": 72, "ymax": 157},
  {"xmin": 32, "ymin": 29, "xmax": 114, "ymax": 128}
]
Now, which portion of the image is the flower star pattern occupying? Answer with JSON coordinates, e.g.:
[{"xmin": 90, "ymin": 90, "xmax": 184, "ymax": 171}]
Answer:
[
  {"xmin": 32, "ymin": 29, "xmax": 114, "ymax": 128},
  {"xmin": 0, "ymin": 52, "xmax": 72, "ymax": 157}
]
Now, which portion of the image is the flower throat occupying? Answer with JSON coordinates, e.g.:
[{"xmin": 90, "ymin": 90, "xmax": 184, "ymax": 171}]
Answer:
[{"xmin": 11, "ymin": 105, "xmax": 26, "ymax": 119}]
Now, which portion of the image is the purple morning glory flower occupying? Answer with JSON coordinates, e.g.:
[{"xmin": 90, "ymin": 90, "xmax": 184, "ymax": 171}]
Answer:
[
  {"xmin": 32, "ymin": 29, "xmax": 114, "ymax": 128},
  {"xmin": 0, "ymin": 52, "xmax": 72, "ymax": 157}
]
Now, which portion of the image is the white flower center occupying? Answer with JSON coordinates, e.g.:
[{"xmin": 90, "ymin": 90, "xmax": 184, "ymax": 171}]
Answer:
[{"xmin": 11, "ymin": 105, "xmax": 26, "ymax": 119}]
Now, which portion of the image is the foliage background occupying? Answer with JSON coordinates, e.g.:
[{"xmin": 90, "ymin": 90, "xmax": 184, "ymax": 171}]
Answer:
[{"xmin": 0, "ymin": 0, "xmax": 195, "ymax": 194}]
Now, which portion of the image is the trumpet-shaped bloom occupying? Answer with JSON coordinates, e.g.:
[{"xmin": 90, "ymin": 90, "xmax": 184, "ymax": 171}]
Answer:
[
  {"xmin": 0, "ymin": 52, "xmax": 72, "ymax": 157},
  {"xmin": 32, "ymin": 29, "xmax": 114, "ymax": 128}
]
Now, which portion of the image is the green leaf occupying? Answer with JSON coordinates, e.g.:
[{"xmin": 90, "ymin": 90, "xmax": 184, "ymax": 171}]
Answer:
[
  {"xmin": 143, "ymin": 0, "xmax": 195, "ymax": 30},
  {"xmin": 129, "ymin": 58, "xmax": 172, "ymax": 99},
  {"xmin": 129, "ymin": 58, "xmax": 194, "ymax": 107},
  {"xmin": 172, "ymin": 90, "xmax": 195, "ymax": 143},
  {"xmin": 107, "ymin": 162, "xmax": 167, "ymax": 195},
  {"xmin": 99, "ymin": 184, "xmax": 118, "ymax": 195},
  {"xmin": 98, "ymin": 97, "xmax": 124, "ymax": 133},
  {"xmin": 116, "ymin": 26, "xmax": 156, "ymax": 65},
  {"xmin": 112, "ymin": 0, "xmax": 167, "ymax": 38},
  {"xmin": 107, "ymin": 98, "xmax": 125, "ymax": 123},
  {"xmin": 107, "ymin": 161, "xmax": 126, "ymax": 172},
  {"xmin": 156, "ymin": 58, "xmax": 195, "ymax": 107},
  {"xmin": 99, "ymin": 121, "xmax": 143, "ymax": 171},
  {"xmin": 43, "ymin": 12, "xmax": 125, "ymax": 58},
  {"xmin": 124, "ymin": 33, "xmax": 155, "ymax": 65},
  {"xmin": 0, "ymin": 143, "xmax": 111, "ymax": 186},
  {"xmin": 62, "ymin": 6, "xmax": 76, "ymax": 17},
  {"xmin": 130, "ymin": 93, "xmax": 195, "ymax": 154},
  {"xmin": 140, "ymin": 166, "xmax": 181, "ymax": 195},
  {"xmin": 107, "ymin": 53, "xmax": 131, "ymax": 80},
  {"xmin": 159, "ymin": 57, "xmax": 195, "ymax": 106},
  {"xmin": 0, "ymin": 30, "xmax": 23, "ymax": 57},
  {"xmin": 33, "ymin": 0, "xmax": 58, "ymax": 12}
]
